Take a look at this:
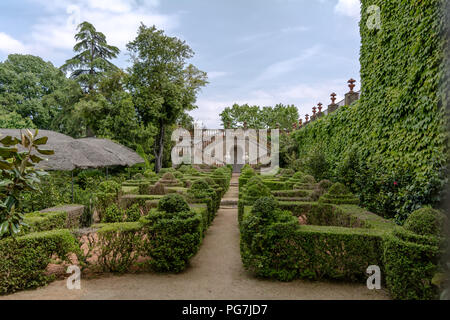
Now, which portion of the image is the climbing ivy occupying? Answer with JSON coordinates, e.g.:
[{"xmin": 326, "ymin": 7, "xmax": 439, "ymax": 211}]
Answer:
[{"xmin": 292, "ymin": 0, "xmax": 448, "ymax": 222}]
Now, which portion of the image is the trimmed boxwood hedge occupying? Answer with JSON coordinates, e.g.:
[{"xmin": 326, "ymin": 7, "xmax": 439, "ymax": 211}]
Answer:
[
  {"xmin": 140, "ymin": 209, "xmax": 203, "ymax": 273},
  {"xmin": 383, "ymin": 228, "xmax": 442, "ymax": 300},
  {"xmin": 21, "ymin": 211, "xmax": 68, "ymax": 234},
  {"xmin": 240, "ymin": 198, "xmax": 385, "ymax": 282},
  {"xmin": 240, "ymin": 196, "xmax": 445, "ymax": 299},
  {"xmin": 0, "ymin": 229, "xmax": 80, "ymax": 295}
]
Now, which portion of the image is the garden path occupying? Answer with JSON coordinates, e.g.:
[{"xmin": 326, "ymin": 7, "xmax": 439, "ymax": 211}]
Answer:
[{"xmin": 1, "ymin": 174, "xmax": 390, "ymax": 300}]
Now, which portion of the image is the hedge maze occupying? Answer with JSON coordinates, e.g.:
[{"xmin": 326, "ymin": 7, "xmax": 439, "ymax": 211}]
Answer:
[
  {"xmin": 0, "ymin": 165, "xmax": 232, "ymax": 295},
  {"xmin": 238, "ymin": 166, "xmax": 447, "ymax": 299}
]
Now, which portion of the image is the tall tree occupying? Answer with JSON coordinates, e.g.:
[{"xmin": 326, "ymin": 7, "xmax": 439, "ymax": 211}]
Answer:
[
  {"xmin": 61, "ymin": 21, "xmax": 120, "ymax": 94},
  {"xmin": 127, "ymin": 24, "xmax": 207, "ymax": 172},
  {"xmin": 0, "ymin": 54, "xmax": 75, "ymax": 129}
]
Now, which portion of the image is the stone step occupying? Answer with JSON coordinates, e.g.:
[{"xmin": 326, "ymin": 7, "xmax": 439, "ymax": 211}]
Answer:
[{"xmin": 221, "ymin": 199, "xmax": 238, "ymax": 206}]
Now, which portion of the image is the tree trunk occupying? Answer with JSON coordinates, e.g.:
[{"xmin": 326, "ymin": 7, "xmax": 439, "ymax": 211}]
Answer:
[{"xmin": 154, "ymin": 121, "xmax": 165, "ymax": 173}]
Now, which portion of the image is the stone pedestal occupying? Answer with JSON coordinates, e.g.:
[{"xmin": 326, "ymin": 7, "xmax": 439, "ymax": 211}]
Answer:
[
  {"xmin": 345, "ymin": 91, "xmax": 360, "ymax": 106},
  {"xmin": 327, "ymin": 103, "xmax": 339, "ymax": 114}
]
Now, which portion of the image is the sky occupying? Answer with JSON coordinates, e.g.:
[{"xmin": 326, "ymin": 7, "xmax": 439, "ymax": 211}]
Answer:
[{"xmin": 0, "ymin": 0, "xmax": 362, "ymax": 128}]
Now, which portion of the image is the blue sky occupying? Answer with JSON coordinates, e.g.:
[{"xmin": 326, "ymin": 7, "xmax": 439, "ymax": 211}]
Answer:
[{"xmin": 0, "ymin": 0, "xmax": 361, "ymax": 127}]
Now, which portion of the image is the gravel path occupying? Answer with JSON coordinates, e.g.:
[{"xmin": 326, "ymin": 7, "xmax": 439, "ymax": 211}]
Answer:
[{"xmin": 1, "ymin": 174, "xmax": 390, "ymax": 300}]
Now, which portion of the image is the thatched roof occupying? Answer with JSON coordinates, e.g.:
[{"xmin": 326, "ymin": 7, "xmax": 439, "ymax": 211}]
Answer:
[{"xmin": 0, "ymin": 129, "xmax": 144, "ymax": 171}]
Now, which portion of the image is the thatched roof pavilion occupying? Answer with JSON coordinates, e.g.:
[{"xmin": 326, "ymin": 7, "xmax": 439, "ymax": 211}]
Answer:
[{"xmin": 0, "ymin": 129, "xmax": 144, "ymax": 171}]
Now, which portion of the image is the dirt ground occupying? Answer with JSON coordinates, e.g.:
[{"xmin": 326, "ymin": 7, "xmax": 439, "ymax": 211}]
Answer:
[{"xmin": 1, "ymin": 174, "xmax": 390, "ymax": 300}]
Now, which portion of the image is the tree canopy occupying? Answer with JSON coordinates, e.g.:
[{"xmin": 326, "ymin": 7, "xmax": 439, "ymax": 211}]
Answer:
[
  {"xmin": 61, "ymin": 21, "xmax": 120, "ymax": 93},
  {"xmin": 0, "ymin": 54, "xmax": 77, "ymax": 130},
  {"xmin": 220, "ymin": 103, "xmax": 299, "ymax": 129},
  {"xmin": 126, "ymin": 24, "xmax": 207, "ymax": 172}
]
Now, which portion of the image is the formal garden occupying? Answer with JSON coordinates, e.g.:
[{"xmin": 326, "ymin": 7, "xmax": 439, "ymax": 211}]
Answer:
[
  {"xmin": 0, "ymin": 136, "xmax": 233, "ymax": 295},
  {"xmin": 238, "ymin": 166, "xmax": 447, "ymax": 300},
  {"xmin": 0, "ymin": 0, "xmax": 449, "ymax": 301}
]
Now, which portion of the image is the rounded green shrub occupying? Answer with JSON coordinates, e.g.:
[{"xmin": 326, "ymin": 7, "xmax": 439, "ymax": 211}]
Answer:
[
  {"xmin": 144, "ymin": 170, "xmax": 157, "ymax": 179},
  {"xmin": 241, "ymin": 167, "xmax": 255, "ymax": 178},
  {"xmin": 159, "ymin": 168, "xmax": 176, "ymax": 175},
  {"xmin": 173, "ymin": 171, "xmax": 183, "ymax": 179},
  {"xmin": 318, "ymin": 179, "xmax": 333, "ymax": 191},
  {"xmin": 132, "ymin": 173, "xmax": 145, "ymax": 180},
  {"xmin": 251, "ymin": 197, "xmax": 279, "ymax": 221},
  {"xmin": 328, "ymin": 182, "xmax": 349, "ymax": 195},
  {"xmin": 98, "ymin": 180, "xmax": 121, "ymax": 194},
  {"xmin": 292, "ymin": 171, "xmax": 305, "ymax": 180},
  {"xmin": 102, "ymin": 204, "xmax": 124, "ymax": 223},
  {"xmin": 403, "ymin": 208, "xmax": 447, "ymax": 237},
  {"xmin": 319, "ymin": 182, "xmax": 359, "ymax": 205},
  {"xmin": 157, "ymin": 194, "xmax": 190, "ymax": 213},
  {"xmin": 162, "ymin": 172, "xmax": 176, "ymax": 180},
  {"xmin": 190, "ymin": 179, "xmax": 210, "ymax": 191},
  {"xmin": 126, "ymin": 203, "xmax": 142, "ymax": 222},
  {"xmin": 299, "ymin": 175, "xmax": 316, "ymax": 184}
]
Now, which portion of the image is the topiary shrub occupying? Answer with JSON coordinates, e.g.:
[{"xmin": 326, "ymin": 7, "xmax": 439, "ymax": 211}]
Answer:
[
  {"xmin": 276, "ymin": 168, "xmax": 295, "ymax": 178},
  {"xmin": 157, "ymin": 194, "xmax": 190, "ymax": 214},
  {"xmin": 132, "ymin": 173, "xmax": 145, "ymax": 181},
  {"xmin": 383, "ymin": 227, "xmax": 442, "ymax": 300},
  {"xmin": 403, "ymin": 208, "xmax": 447, "ymax": 237},
  {"xmin": 159, "ymin": 168, "xmax": 176, "ymax": 175},
  {"xmin": 241, "ymin": 176, "xmax": 272, "ymax": 204},
  {"xmin": 212, "ymin": 168, "xmax": 231, "ymax": 191},
  {"xmin": 150, "ymin": 182, "xmax": 166, "ymax": 195},
  {"xmin": 162, "ymin": 172, "xmax": 176, "ymax": 180},
  {"xmin": 140, "ymin": 209, "xmax": 203, "ymax": 273},
  {"xmin": 319, "ymin": 182, "xmax": 359, "ymax": 205},
  {"xmin": 126, "ymin": 203, "xmax": 142, "ymax": 222},
  {"xmin": 292, "ymin": 171, "xmax": 305, "ymax": 179},
  {"xmin": 299, "ymin": 175, "xmax": 316, "ymax": 184},
  {"xmin": 173, "ymin": 171, "xmax": 183, "ymax": 179},
  {"xmin": 318, "ymin": 179, "xmax": 333, "ymax": 191},
  {"xmin": 240, "ymin": 197, "xmax": 299, "ymax": 281},
  {"xmin": 250, "ymin": 197, "xmax": 280, "ymax": 222},
  {"xmin": 239, "ymin": 167, "xmax": 256, "ymax": 189},
  {"xmin": 144, "ymin": 170, "xmax": 157, "ymax": 179},
  {"xmin": 102, "ymin": 204, "xmax": 124, "ymax": 223},
  {"xmin": 98, "ymin": 180, "xmax": 121, "ymax": 194}
]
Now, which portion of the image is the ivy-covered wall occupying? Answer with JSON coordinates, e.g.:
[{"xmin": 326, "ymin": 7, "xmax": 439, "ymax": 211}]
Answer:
[{"xmin": 292, "ymin": 0, "xmax": 448, "ymax": 222}]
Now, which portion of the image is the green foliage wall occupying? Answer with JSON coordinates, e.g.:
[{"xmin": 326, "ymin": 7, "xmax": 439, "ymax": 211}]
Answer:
[{"xmin": 292, "ymin": 0, "xmax": 448, "ymax": 221}]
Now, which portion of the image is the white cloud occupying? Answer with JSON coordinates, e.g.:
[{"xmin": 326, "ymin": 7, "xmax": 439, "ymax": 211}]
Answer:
[
  {"xmin": 257, "ymin": 45, "xmax": 321, "ymax": 81},
  {"xmin": 0, "ymin": 32, "xmax": 28, "ymax": 54},
  {"xmin": 207, "ymin": 71, "xmax": 231, "ymax": 80},
  {"xmin": 3, "ymin": 0, "xmax": 178, "ymax": 62},
  {"xmin": 334, "ymin": 0, "xmax": 361, "ymax": 19}
]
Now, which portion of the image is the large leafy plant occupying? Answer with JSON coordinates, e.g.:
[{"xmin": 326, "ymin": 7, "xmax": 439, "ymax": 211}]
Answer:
[{"xmin": 0, "ymin": 129, "xmax": 54, "ymax": 238}]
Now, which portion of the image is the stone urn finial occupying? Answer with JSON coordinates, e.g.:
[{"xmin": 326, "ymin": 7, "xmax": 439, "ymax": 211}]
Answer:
[
  {"xmin": 318, "ymin": 102, "xmax": 323, "ymax": 113},
  {"xmin": 312, "ymin": 106, "xmax": 317, "ymax": 116},
  {"xmin": 305, "ymin": 114, "xmax": 309, "ymax": 122},
  {"xmin": 348, "ymin": 78, "xmax": 356, "ymax": 93},
  {"xmin": 243, "ymin": 121, "xmax": 248, "ymax": 129},
  {"xmin": 331, "ymin": 92, "xmax": 337, "ymax": 104},
  {"xmin": 299, "ymin": 118, "xmax": 303, "ymax": 126},
  {"xmin": 276, "ymin": 122, "xmax": 280, "ymax": 129}
]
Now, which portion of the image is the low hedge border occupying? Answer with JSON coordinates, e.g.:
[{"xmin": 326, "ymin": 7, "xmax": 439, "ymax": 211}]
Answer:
[
  {"xmin": 22, "ymin": 211, "xmax": 68, "ymax": 234},
  {"xmin": 240, "ymin": 205, "xmax": 386, "ymax": 282},
  {"xmin": 0, "ymin": 229, "xmax": 79, "ymax": 295}
]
